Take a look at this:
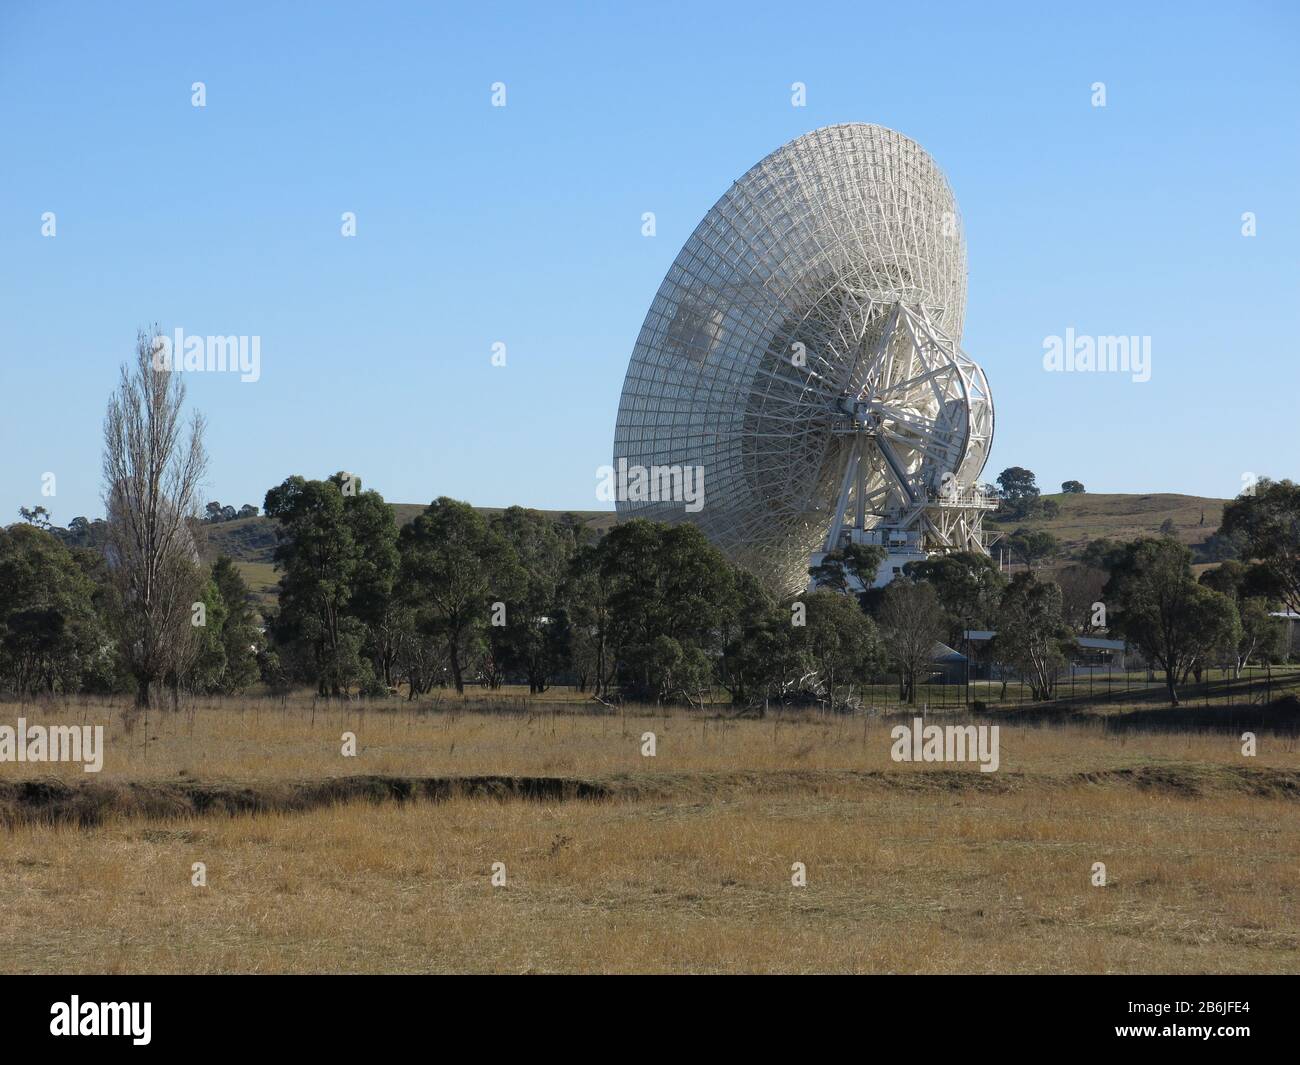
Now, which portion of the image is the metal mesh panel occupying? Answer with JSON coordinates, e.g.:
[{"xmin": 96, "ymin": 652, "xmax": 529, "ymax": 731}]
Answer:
[{"xmin": 613, "ymin": 124, "xmax": 975, "ymax": 591}]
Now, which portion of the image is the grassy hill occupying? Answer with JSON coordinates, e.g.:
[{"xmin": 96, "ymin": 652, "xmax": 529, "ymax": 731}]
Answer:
[
  {"xmin": 987, "ymin": 491, "xmax": 1227, "ymax": 567},
  {"xmin": 205, "ymin": 493, "xmax": 1229, "ymax": 607}
]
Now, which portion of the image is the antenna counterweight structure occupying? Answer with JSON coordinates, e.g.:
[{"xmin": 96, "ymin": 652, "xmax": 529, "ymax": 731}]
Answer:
[{"xmin": 613, "ymin": 124, "xmax": 998, "ymax": 593}]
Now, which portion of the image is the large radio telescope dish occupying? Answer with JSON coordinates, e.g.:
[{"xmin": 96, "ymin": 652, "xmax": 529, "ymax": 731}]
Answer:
[{"xmin": 612, "ymin": 123, "xmax": 996, "ymax": 593}]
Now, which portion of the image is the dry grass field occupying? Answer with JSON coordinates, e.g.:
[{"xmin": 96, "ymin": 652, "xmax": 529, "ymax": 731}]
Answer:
[{"xmin": 1, "ymin": 697, "xmax": 1297, "ymax": 974}]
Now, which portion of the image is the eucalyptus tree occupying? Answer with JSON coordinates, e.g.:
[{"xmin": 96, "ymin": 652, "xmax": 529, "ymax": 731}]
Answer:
[
  {"xmin": 399, "ymin": 497, "xmax": 510, "ymax": 694},
  {"xmin": 263, "ymin": 472, "xmax": 397, "ymax": 696},
  {"xmin": 1104, "ymin": 537, "xmax": 1240, "ymax": 705}
]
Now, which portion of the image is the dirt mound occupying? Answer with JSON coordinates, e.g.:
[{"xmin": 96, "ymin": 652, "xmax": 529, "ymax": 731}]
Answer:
[
  {"xmin": 1071, "ymin": 763, "xmax": 1300, "ymax": 800},
  {"xmin": 0, "ymin": 775, "xmax": 616, "ymax": 828},
  {"xmin": 3, "ymin": 764, "xmax": 1297, "ymax": 829}
]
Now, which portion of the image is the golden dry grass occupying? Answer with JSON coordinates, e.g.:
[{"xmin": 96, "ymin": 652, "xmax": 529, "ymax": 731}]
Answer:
[
  {"xmin": 1002, "ymin": 490, "xmax": 1226, "ymax": 558},
  {"xmin": 1, "ymin": 696, "xmax": 1294, "ymax": 782},
  {"xmin": 2, "ymin": 787, "xmax": 1296, "ymax": 974},
  {"xmin": 0, "ymin": 697, "xmax": 1296, "ymax": 974}
]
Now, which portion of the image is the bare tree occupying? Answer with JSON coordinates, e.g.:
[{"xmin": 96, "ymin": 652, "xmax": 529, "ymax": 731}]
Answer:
[
  {"xmin": 878, "ymin": 580, "xmax": 944, "ymax": 704},
  {"xmin": 1056, "ymin": 563, "xmax": 1107, "ymax": 634},
  {"xmin": 102, "ymin": 326, "xmax": 208, "ymax": 710}
]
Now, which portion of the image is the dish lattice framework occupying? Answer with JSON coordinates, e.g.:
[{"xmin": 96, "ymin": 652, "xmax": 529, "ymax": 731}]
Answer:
[{"xmin": 613, "ymin": 123, "xmax": 996, "ymax": 592}]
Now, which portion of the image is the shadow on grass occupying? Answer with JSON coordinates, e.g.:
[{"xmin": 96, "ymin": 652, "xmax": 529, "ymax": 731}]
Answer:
[{"xmin": 984, "ymin": 693, "xmax": 1300, "ymax": 735}]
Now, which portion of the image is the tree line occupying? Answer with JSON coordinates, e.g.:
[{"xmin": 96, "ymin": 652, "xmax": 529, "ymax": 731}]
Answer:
[
  {"xmin": 2, "ymin": 333, "xmax": 1296, "ymax": 709},
  {"xmin": 6, "ymin": 477, "xmax": 1293, "ymax": 709}
]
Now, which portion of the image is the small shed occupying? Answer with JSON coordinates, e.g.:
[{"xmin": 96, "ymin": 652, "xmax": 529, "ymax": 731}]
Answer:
[{"xmin": 929, "ymin": 641, "xmax": 968, "ymax": 685}]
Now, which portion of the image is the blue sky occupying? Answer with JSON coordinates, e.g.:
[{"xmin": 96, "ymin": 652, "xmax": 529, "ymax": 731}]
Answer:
[{"xmin": 2, "ymin": 0, "xmax": 1297, "ymax": 524}]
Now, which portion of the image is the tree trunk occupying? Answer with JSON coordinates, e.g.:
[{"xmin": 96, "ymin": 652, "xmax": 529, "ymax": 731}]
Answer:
[{"xmin": 449, "ymin": 642, "xmax": 464, "ymax": 694}]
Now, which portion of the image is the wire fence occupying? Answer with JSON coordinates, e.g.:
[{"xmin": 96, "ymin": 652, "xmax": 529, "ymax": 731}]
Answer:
[{"xmin": 860, "ymin": 664, "xmax": 1298, "ymax": 713}]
